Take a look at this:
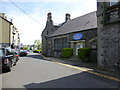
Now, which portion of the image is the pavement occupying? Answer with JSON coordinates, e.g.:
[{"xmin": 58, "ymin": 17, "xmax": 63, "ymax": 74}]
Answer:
[{"xmin": 41, "ymin": 54, "xmax": 120, "ymax": 82}]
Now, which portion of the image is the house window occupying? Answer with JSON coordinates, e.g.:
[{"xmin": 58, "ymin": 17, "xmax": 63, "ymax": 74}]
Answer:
[
  {"xmin": 110, "ymin": 0, "xmax": 119, "ymax": 6},
  {"xmin": 0, "ymin": 49, "xmax": 3, "ymax": 56},
  {"xmin": 54, "ymin": 38, "xmax": 67, "ymax": 51},
  {"xmin": 103, "ymin": 1, "xmax": 120, "ymax": 23}
]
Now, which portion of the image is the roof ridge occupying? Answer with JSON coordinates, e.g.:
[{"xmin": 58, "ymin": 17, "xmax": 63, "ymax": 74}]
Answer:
[
  {"xmin": 48, "ymin": 11, "xmax": 97, "ymax": 37},
  {"xmin": 71, "ymin": 11, "xmax": 96, "ymax": 21}
]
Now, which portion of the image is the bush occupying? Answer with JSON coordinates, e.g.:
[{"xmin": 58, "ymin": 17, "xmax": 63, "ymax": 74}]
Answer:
[
  {"xmin": 62, "ymin": 48, "xmax": 73, "ymax": 58},
  {"xmin": 33, "ymin": 50, "xmax": 42, "ymax": 53},
  {"xmin": 23, "ymin": 47, "xmax": 28, "ymax": 50},
  {"xmin": 78, "ymin": 48, "xmax": 91, "ymax": 62}
]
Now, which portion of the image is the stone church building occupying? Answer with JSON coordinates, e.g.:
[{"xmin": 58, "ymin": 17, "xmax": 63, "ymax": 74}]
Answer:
[
  {"xmin": 42, "ymin": 11, "xmax": 97, "ymax": 61},
  {"xmin": 42, "ymin": 1, "xmax": 120, "ymax": 69}
]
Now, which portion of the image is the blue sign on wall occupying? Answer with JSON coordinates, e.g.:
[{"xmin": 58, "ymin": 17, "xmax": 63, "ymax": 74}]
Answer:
[{"xmin": 73, "ymin": 33, "xmax": 83, "ymax": 40}]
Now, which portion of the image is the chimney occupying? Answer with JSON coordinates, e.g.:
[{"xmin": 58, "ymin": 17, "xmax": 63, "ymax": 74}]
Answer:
[
  {"xmin": 0, "ymin": 13, "xmax": 7, "ymax": 19},
  {"xmin": 47, "ymin": 12, "xmax": 52, "ymax": 22},
  {"xmin": 65, "ymin": 13, "xmax": 71, "ymax": 22}
]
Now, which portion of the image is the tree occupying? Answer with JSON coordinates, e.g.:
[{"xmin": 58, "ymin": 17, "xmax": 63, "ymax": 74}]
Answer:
[
  {"xmin": 34, "ymin": 40, "xmax": 42, "ymax": 50},
  {"xmin": 23, "ymin": 45, "xmax": 29, "ymax": 50}
]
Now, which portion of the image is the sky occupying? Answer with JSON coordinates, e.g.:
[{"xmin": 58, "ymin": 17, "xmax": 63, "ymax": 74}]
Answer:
[{"xmin": 0, "ymin": 0, "xmax": 97, "ymax": 45}]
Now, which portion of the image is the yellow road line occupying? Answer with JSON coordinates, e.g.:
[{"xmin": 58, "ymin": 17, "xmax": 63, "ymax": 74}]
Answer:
[
  {"xmin": 87, "ymin": 71, "xmax": 120, "ymax": 82},
  {"xmin": 52, "ymin": 61, "xmax": 120, "ymax": 82}
]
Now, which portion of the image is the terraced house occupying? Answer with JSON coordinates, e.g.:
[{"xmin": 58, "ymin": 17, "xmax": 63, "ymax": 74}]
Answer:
[
  {"xmin": 97, "ymin": 1, "xmax": 120, "ymax": 69},
  {"xmin": 42, "ymin": 11, "xmax": 97, "ymax": 61},
  {"xmin": 0, "ymin": 13, "xmax": 20, "ymax": 50}
]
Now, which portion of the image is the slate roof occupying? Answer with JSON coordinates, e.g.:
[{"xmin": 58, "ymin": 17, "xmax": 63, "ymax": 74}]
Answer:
[{"xmin": 49, "ymin": 11, "xmax": 97, "ymax": 37}]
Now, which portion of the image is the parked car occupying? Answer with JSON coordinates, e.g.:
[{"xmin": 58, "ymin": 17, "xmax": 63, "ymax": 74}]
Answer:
[
  {"xmin": 11, "ymin": 50, "xmax": 20, "ymax": 63},
  {"xmin": 19, "ymin": 50, "xmax": 28, "ymax": 56},
  {"xmin": 15, "ymin": 51, "xmax": 20, "ymax": 61},
  {"xmin": 0, "ymin": 47, "xmax": 16, "ymax": 72}
]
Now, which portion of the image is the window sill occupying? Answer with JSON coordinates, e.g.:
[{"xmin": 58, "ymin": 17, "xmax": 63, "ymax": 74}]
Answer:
[{"xmin": 103, "ymin": 20, "xmax": 120, "ymax": 25}]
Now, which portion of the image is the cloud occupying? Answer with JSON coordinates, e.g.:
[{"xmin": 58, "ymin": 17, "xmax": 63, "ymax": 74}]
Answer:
[
  {"xmin": 8, "ymin": 13, "xmax": 44, "ymax": 45},
  {"xmin": 1, "ymin": 0, "xmax": 97, "ymax": 45}
]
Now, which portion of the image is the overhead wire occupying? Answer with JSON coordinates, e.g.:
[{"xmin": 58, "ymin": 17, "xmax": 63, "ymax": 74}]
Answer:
[{"xmin": 9, "ymin": 0, "xmax": 42, "ymax": 26}]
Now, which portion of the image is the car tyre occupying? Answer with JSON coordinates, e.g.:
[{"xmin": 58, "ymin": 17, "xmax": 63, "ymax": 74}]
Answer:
[{"xmin": 6, "ymin": 66, "xmax": 11, "ymax": 72}]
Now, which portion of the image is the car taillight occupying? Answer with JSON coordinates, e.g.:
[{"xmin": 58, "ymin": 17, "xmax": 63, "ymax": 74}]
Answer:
[
  {"xmin": 16, "ymin": 55, "xmax": 19, "ymax": 57},
  {"xmin": 4, "ymin": 59, "xmax": 9, "ymax": 64}
]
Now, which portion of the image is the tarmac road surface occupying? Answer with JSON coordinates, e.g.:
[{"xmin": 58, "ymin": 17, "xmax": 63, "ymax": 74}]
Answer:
[{"xmin": 1, "ymin": 53, "xmax": 119, "ymax": 88}]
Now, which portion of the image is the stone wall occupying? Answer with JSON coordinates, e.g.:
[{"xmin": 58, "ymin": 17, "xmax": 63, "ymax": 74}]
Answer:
[
  {"xmin": 41, "ymin": 30, "xmax": 47, "ymax": 56},
  {"xmin": 50, "ymin": 29, "xmax": 97, "ymax": 59},
  {"xmin": 98, "ymin": 24, "xmax": 120, "ymax": 67},
  {"xmin": 97, "ymin": 2, "xmax": 120, "ymax": 68}
]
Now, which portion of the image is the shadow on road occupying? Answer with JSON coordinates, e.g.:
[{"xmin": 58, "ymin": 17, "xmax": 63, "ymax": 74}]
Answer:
[
  {"xmin": 27, "ymin": 54, "xmax": 46, "ymax": 60},
  {"xmin": 23, "ymin": 71, "xmax": 118, "ymax": 88}
]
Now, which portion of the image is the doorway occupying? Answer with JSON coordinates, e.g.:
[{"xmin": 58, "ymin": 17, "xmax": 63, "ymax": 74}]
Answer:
[{"xmin": 71, "ymin": 40, "xmax": 85, "ymax": 56}]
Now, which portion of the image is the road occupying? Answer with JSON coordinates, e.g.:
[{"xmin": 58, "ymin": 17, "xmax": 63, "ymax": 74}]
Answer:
[{"xmin": 1, "ymin": 53, "xmax": 119, "ymax": 88}]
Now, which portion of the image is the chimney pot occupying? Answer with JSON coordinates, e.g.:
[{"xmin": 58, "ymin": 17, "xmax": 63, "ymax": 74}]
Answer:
[
  {"xmin": 47, "ymin": 12, "xmax": 52, "ymax": 21},
  {"xmin": 65, "ymin": 13, "xmax": 71, "ymax": 22}
]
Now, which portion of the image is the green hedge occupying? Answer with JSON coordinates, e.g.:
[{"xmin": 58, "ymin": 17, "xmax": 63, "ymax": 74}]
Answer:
[
  {"xmin": 33, "ymin": 50, "xmax": 42, "ymax": 53},
  {"xmin": 78, "ymin": 48, "xmax": 91, "ymax": 62},
  {"xmin": 62, "ymin": 48, "xmax": 73, "ymax": 58}
]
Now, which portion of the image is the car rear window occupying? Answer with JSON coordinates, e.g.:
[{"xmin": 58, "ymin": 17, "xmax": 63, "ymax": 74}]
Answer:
[{"xmin": 0, "ymin": 49, "xmax": 3, "ymax": 56}]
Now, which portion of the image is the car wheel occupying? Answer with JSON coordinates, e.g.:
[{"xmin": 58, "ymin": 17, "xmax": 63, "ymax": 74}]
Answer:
[
  {"xmin": 2, "ymin": 66, "xmax": 11, "ymax": 73},
  {"xmin": 13, "ymin": 62, "xmax": 16, "ymax": 66},
  {"xmin": 6, "ymin": 66, "xmax": 11, "ymax": 72},
  {"xmin": 7, "ymin": 60, "xmax": 12, "ymax": 72},
  {"xmin": 9, "ymin": 60, "xmax": 12, "ymax": 68}
]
